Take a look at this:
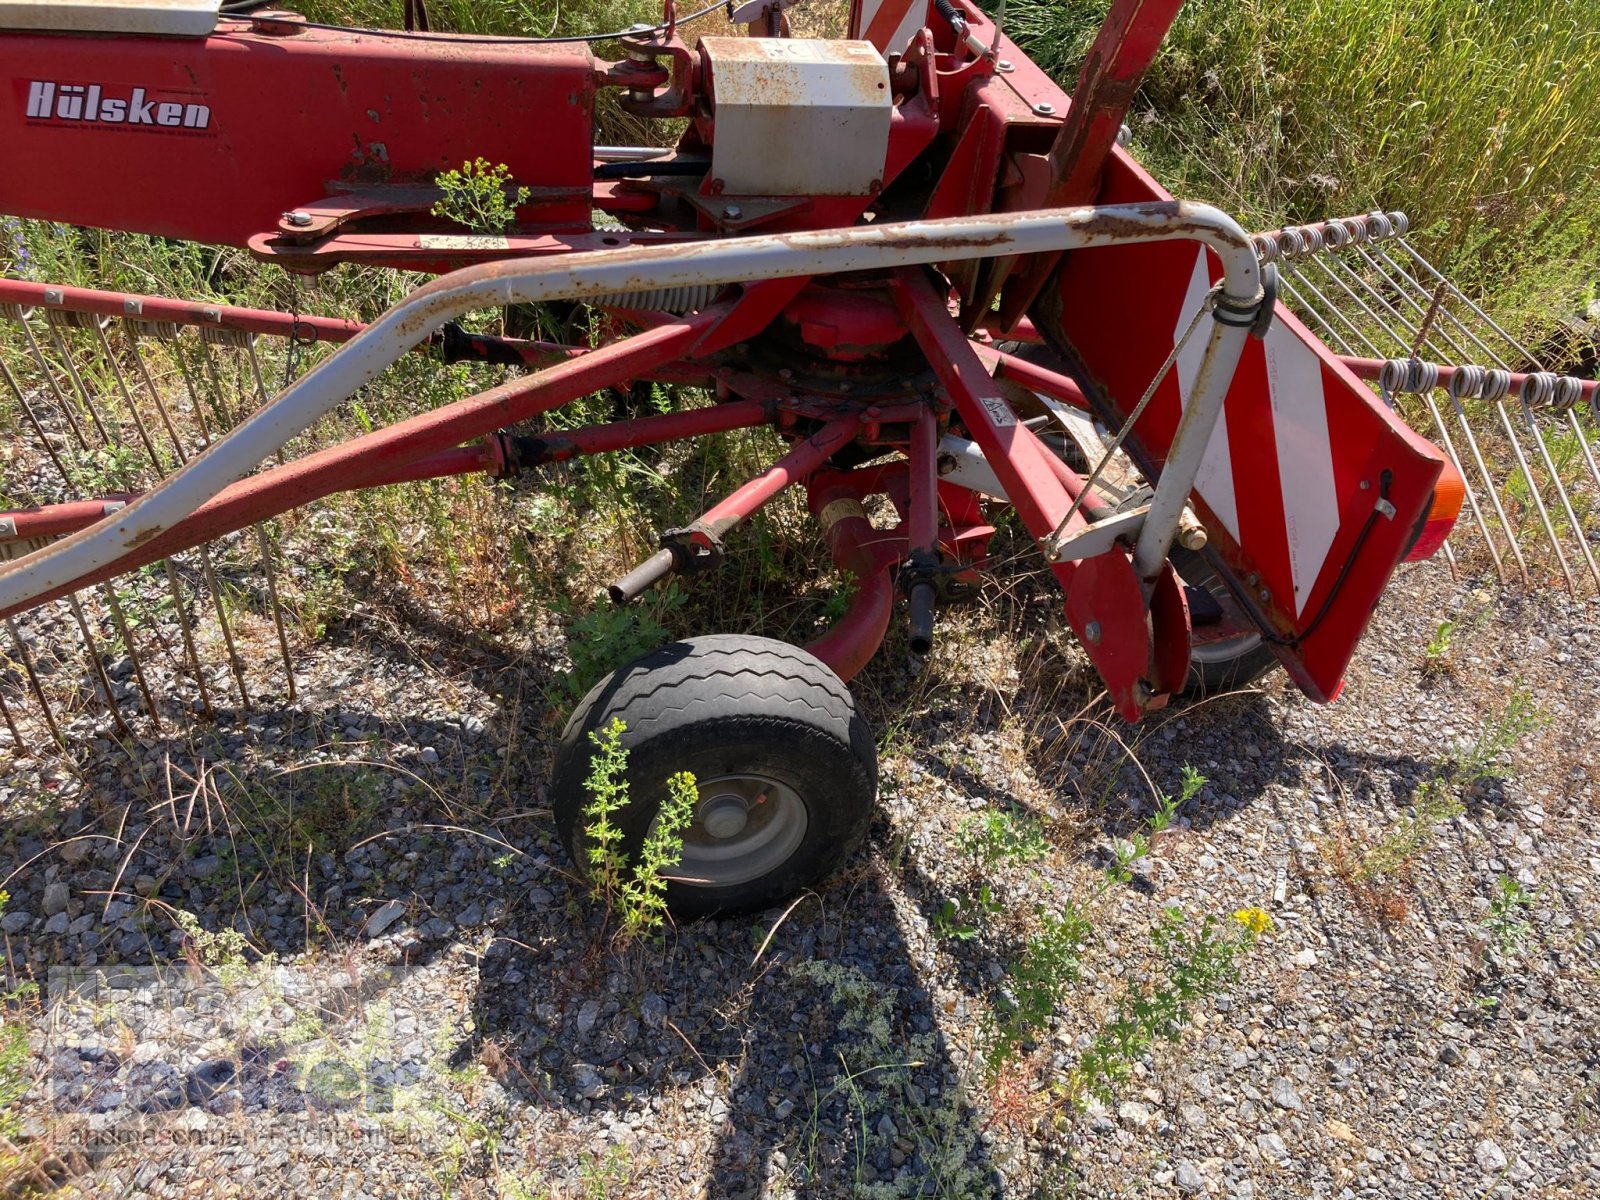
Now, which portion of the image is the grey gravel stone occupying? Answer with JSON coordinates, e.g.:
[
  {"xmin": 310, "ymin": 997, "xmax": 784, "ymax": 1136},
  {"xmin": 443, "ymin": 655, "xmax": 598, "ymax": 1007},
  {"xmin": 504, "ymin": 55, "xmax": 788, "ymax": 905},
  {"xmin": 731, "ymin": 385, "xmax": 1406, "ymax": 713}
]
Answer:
[
  {"xmin": 1270, "ymin": 1077, "xmax": 1303, "ymax": 1111},
  {"xmin": 1476, "ymin": 1140, "xmax": 1508, "ymax": 1173},
  {"xmin": 41, "ymin": 881, "xmax": 70, "ymax": 916}
]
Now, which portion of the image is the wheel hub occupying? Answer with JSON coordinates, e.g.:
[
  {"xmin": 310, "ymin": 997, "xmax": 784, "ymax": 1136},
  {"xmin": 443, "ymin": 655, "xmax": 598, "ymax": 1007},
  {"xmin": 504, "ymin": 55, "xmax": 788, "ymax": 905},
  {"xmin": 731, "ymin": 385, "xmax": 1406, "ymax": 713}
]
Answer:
[
  {"xmin": 675, "ymin": 772, "xmax": 809, "ymax": 887},
  {"xmin": 698, "ymin": 792, "xmax": 752, "ymax": 839}
]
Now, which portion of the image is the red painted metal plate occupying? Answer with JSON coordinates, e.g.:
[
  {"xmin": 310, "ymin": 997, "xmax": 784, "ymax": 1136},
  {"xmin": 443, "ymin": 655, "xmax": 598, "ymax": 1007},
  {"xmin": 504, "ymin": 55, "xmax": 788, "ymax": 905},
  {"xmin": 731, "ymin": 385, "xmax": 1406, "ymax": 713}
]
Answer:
[
  {"xmin": 1033, "ymin": 151, "xmax": 1448, "ymax": 702},
  {"xmin": 0, "ymin": 22, "xmax": 595, "ymax": 248}
]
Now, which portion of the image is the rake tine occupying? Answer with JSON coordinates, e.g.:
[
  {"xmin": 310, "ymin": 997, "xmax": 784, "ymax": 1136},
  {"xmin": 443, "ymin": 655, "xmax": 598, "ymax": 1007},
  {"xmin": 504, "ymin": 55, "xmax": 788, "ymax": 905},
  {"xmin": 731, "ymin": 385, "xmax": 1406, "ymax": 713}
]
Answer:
[
  {"xmin": 0, "ymin": 351, "xmax": 75, "ymax": 484},
  {"xmin": 196, "ymin": 331, "xmax": 241, "ymax": 431},
  {"xmin": 0, "ymin": 686, "xmax": 22, "ymax": 754},
  {"xmin": 124, "ymin": 323, "xmax": 191, "ymax": 459},
  {"xmin": 1379, "ymin": 357, "xmax": 1512, "ymax": 582},
  {"xmin": 162, "ymin": 557, "xmax": 214, "ymax": 717},
  {"xmin": 88, "ymin": 318, "xmax": 165, "ymax": 469},
  {"xmin": 1278, "ymin": 261, "xmax": 1387, "ymax": 357},
  {"xmin": 3, "ymin": 303, "xmax": 91, "ymax": 451},
  {"xmin": 1438, "ymin": 366, "xmax": 1530, "ymax": 585},
  {"xmin": 252, "ymin": 523, "xmax": 297, "ymax": 703},
  {"xmin": 1566, "ymin": 407, "xmax": 1600, "ymax": 508},
  {"xmin": 5, "ymin": 617, "xmax": 66, "ymax": 752},
  {"xmin": 65, "ymin": 592, "xmax": 135, "ymax": 740},
  {"xmin": 1520, "ymin": 375, "xmax": 1600, "ymax": 592},
  {"xmin": 43, "ymin": 320, "xmax": 113, "ymax": 445},
  {"xmin": 99, "ymin": 583, "xmax": 163, "ymax": 731},
  {"xmin": 197, "ymin": 548, "xmax": 251, "ymax": 710},
  {"xmin": 1480, "ymin": 371, "xmax": 1575, "ymax": 593},
  {"xmin": 1418, "ymin": 388, "xmax": 1506, "ymax": 582}
]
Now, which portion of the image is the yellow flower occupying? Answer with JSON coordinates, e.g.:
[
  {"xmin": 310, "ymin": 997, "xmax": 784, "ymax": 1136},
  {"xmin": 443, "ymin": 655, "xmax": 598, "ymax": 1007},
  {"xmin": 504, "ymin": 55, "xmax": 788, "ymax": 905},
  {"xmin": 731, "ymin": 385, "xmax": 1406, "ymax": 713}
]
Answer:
[{"xmin": 1231, "ymin": 906, "xmax": 1273, "ymax": 936}]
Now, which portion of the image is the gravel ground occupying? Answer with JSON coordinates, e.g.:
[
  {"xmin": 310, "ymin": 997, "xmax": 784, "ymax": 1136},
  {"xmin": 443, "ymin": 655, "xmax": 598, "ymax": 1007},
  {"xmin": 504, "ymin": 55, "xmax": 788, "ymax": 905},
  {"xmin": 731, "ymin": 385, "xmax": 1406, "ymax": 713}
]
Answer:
[{"xmin": 2, "ymin": 550, "xmax": 1598, "ymax": 1199}]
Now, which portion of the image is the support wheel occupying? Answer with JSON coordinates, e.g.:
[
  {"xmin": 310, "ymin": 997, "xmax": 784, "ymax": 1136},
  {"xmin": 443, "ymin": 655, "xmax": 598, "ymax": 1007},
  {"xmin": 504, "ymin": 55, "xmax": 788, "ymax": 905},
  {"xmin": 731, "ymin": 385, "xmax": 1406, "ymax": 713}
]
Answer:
[
  {"xmin": 1170, "ymin": 546, "xmax": 1282, "ymax": 696},
  {"xmin": 550, "ymin": 634, "xmax": 878, "ymax": 918}
]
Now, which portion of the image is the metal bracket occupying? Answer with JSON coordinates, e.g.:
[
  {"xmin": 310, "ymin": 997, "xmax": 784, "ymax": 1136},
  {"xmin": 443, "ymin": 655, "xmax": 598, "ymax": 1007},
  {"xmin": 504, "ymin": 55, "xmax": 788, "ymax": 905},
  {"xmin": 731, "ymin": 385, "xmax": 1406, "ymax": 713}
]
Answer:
[{"xmin": 1044, "ymin": 503, "xmax": 1148, "ymax": 562}]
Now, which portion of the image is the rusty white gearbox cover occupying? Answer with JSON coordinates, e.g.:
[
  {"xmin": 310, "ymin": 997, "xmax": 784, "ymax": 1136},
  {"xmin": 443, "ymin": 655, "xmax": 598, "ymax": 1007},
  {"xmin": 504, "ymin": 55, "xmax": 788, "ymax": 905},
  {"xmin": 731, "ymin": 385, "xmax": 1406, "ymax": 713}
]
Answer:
[
  {"xmin": 0, "ymin": 0, "xmax": 219, "ymax": 36},
  {"xmin": 699, "ymin": 38, "xmax": 891, "ymax": 197}
]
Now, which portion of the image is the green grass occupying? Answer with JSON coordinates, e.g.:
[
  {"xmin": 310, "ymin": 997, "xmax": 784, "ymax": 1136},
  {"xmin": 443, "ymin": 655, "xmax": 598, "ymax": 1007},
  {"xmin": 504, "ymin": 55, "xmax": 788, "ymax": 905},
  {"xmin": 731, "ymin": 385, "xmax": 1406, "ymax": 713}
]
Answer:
[{"xmin": 1000, "ymin": 0, "xmax": 1600, "ymax": 347}]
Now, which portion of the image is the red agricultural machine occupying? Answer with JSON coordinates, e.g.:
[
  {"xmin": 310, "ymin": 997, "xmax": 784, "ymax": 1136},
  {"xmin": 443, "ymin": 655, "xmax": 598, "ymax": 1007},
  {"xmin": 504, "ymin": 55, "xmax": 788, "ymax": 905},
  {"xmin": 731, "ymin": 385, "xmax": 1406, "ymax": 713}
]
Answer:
[{"xmin": 0, "ymin": 0, "xmax": 1594, "ymax": 912}]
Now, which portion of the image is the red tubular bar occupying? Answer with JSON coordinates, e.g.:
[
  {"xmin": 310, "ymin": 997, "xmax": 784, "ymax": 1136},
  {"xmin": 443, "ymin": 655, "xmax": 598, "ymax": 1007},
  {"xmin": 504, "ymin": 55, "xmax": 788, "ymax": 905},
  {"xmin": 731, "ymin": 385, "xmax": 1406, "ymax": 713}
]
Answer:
[
  {"xmin": 1336, "ymin": 356, "xmax": 1600, "ymax": 404},
  {"xmin": 607, "ymin": 415, "xmax": 863, "ymax": 603},
  {"xmin": 0, "ymin": 445, "xmax": 497, "ymax": 553},
  {"xmin": 983, "ymin": 346, "xmax": 1094, "ymax": 411},
  {"xmin": 2, "ymin": 496, "xmax": 135, "ymax": 542},
  {"xmin": 698, "ymin": 416, "xmax": 863, "ymax": 538},
  {"xmin": 0, "ymin": 317, "xmax": 715, "ymax": 618},
  {"xmin": 0, "ymin": 278, "xmax": 364, "ymax": 343},
  {"xmin": 519, "ymin": 398, "xmax": 777, "ymax": 465},
  {"xmin": 805, "ymin": 472, "xmax": 905, "ymax": 683}
]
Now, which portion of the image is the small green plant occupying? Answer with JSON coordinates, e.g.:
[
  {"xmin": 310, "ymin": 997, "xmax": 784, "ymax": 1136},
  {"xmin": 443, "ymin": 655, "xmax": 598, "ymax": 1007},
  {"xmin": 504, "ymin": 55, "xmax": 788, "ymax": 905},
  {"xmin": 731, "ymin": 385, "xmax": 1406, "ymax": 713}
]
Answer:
[
  {"xmin": 987, "ymin": 904, "xmax": 1093, "ymax": 1067},
  {"xmin": 1106, "ymin": 764, "xmax": 1204, "ymax": 884},
  {"xmin": 0, "ymin": 892, "xmax": 33, "ymax": 1146},
  {"xmin": 175, "ymin": 909, "xmax": 254, "ymax": 984},
  {"xmin": 1481, "ymin": 874, "xmax": 1535, "ymax": 957},
  {"xmin": 932, "ymin": 884, "xmax": 1003, "ymax": 941},
  {"xmin": 579, "ymin": 1144, "xmax": 633, "ymax": 1199},
  {"xmin": 430, "ymin": 158, "xmax": 530, "ymax": 234},
  {"xmin": 579, "ymin": 718, "xmax": 697, "ymax": 942},
  {"xmin": 956, "ymin": 808, "xmax": 1051, "ymax": 869},
  {"xmin": 1069, "ymin": 906, "xmax": 1268, "ymax": 1105},
  {"xmin": 559, "ymin": 583, "xmax": 684, "ymax": 702},
  {"xmin": 1325, "ymin": 690, "xmax": 1543, "ymax": 922},
  {"xmin": 1423, "ymin": 619, "xmax": 1455, "ymax": 668}
]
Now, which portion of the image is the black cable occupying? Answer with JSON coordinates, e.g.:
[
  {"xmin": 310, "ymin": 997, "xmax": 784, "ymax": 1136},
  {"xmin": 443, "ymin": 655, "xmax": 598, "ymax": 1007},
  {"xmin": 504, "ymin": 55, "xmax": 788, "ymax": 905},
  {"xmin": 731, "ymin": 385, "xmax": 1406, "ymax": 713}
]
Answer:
[
  {"xmin": 255, "ymin": 0, "xmax": 729, "ymax": 44},
  {"xmin": 1259, "ymin": 469, "xmax": 1393, "ymax": 649}
]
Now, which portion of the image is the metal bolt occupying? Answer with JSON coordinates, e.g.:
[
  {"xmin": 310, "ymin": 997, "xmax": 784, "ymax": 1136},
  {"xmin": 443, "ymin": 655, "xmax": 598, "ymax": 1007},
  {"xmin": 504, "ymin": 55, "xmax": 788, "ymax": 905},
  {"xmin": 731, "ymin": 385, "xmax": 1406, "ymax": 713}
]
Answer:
[
  {"xmin": 1084, "ymin": 620, "xmax": 1101, "ymax": 644},
  {"xmin": 996, "ymin": 59, "xmax": 1014, "ymax": 72},
  {"xmin": 283, "ymin": 211, "xmax": 313, "ymax": 228},
  {"xmin": 1133, "ymin": 679, "xmax": 1154, "ymax": 707},
  {"xmin": 722, "ymin": 204, "xmax": 743, "ymax": 220},
  {"xmin": 1033, "ymin": 102, "xmax": 1055, "ymax": 116}
]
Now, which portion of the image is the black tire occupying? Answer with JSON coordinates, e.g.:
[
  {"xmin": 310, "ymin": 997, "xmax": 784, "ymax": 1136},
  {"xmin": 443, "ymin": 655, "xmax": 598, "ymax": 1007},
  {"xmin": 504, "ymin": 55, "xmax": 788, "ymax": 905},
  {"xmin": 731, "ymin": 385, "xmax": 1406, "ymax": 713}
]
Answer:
[
  {"xmin": 1169, "ymin": 546, "xmax": 1282, "ymax": 696},
  {"xmin": 550, "ymin": 634, "xmax": 878, "ymax": 918}
]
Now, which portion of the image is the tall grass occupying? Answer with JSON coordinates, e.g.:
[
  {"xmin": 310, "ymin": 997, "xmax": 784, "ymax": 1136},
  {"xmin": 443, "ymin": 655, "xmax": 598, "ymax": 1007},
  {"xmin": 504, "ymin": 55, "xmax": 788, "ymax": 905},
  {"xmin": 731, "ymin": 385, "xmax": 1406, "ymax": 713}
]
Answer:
[{"xmin": 1002, "ymin": 0, "xmax": 1600, "ymax": 341}]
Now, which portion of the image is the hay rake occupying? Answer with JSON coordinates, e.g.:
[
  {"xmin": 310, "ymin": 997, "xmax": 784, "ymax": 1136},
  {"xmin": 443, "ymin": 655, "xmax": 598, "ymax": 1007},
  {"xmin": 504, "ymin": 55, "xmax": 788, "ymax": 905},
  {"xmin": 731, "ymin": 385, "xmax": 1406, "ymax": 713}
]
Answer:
[
  {"xmin": 1253, "ymin": 210, "xmax": 1600, "ymax": 595},
  {"xmin": 0, "ymin": 0, "xmax": 1575, "ymax": 913}
]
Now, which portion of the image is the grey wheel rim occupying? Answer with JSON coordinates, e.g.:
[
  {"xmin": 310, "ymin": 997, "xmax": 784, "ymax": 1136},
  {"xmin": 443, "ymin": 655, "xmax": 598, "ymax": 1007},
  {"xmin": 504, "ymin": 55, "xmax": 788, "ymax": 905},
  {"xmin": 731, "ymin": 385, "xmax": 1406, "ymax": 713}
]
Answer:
[
  {"xmin": 668, "ymin": 772, "xmax": 809, "ymax": 888},
  {"xmin": 1190, "ymin": 631, "xmax": 1263, "ymax": 665}
]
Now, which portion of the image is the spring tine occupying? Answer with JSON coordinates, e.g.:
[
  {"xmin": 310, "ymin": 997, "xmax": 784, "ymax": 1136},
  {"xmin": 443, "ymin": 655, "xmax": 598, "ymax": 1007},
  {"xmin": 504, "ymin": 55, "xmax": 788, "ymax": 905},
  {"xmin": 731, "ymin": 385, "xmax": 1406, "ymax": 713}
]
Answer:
[
  {"xmin": 162, "ymin": 558, "xmax": 213, "ymax": 717},
  {"xmin": 1489, "ymin": 393, "xmax": 1574, "ymax": 592},
  {"xmin": 1346, "ymin": 242, "xmax": 1480, "ymax": 365},
  {"xmin": 99, "ymin": 583, "xmax": 163, "ymax": 731},
  {"xmin": 89, "ymin": 320, "xmax": 165, "ymax": 469},
  {"xmin": 1440, "ymin": 368, "xmax": 1530, "ymax": 585},
  {"xmin": 66, "ymin": 592, "xmax": 136, "ymax": 739},
  {"xmin": 6, "ymin": 307, "xmax": 90, "ymax": 451},
  {"xmin": 0, "ymin": 686, "xmax": 22, "ymax": 754},
  {"xmin": 1519, "ymin": 380, "xmax": 1600, "ymax": 592},
  {"xmin": 196, "ymin": 333, "xmax": 240, "ymax": 431},
  {"xmin": 0, "ymin": 351, "xmax": 76, "ymax": 484},
  {"xmin": 1312, "ymin": 253, "xmax": 1431, "ymax": 354},
  {"xmin": 1567, "ymin": 408, "xmax": 1600, "ymax": 508},
  {"xmin": 171, "ymin": 340, "xmax": 217, "ymax": 445},
  {"xmin": 44, "ymin": 322, "xmax": 113, "ymax": 445},
  {"xmin": 125, "ymin": 326, "xmax": 192, "ymax": 461},
  {"xmin": 5, "ymin": 617, "xmax": 66, "ymax": 751},
  {"xmin": 1279, "ymin": 263, "xmax": 1387, "ymax": 357},
  {"xmin": 253, "ymin": 523, "xmax": 297, "ymax": 702},
  {"xmin": 1418, "ymin": 389, "xmax": 1506, "ymax": 581},
  {"xmin": 198, "ymin": 548, "xmax": 251, "ymax": 710}
]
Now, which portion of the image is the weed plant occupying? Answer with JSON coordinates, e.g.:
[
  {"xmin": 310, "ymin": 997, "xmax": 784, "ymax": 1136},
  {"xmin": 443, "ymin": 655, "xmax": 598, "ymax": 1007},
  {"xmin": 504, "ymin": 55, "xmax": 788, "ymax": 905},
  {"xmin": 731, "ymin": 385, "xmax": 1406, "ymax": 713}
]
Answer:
[{"xmin": 578, "ymin": 717, "xmax": 697, "ymax": 943}]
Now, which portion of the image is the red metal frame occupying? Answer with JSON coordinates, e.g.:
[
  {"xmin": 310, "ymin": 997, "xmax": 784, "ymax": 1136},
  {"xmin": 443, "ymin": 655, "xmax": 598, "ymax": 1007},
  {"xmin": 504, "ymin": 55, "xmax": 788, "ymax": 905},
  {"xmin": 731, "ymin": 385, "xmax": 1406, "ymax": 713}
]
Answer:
[{"xmin": 0, "ymin": 0, "xmax": 1465, "ymax": 718}]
